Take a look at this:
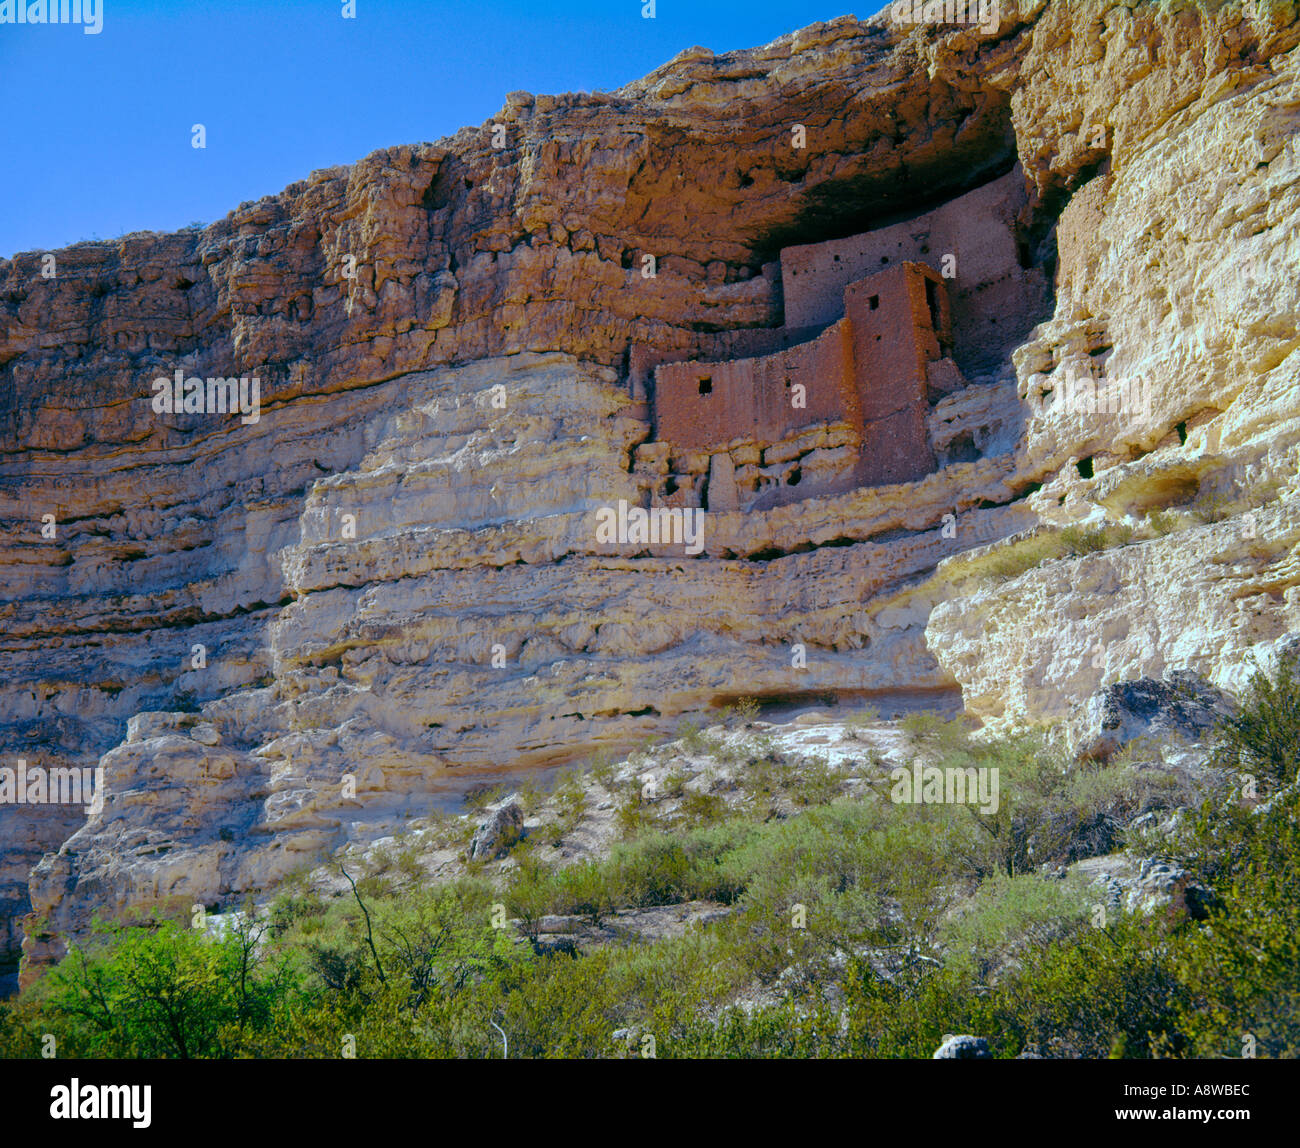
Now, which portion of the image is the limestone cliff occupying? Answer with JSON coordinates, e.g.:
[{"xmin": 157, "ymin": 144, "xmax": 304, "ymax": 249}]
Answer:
[{"xmin": 1, "ymin": 0, "xmax": 1297, "ymax": 986}]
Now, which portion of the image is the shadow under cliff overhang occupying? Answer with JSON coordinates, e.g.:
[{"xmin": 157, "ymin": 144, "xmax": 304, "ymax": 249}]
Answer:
[{"xmin": 743, "ymin": 87, "xmax": 1019, "ymax": 266}]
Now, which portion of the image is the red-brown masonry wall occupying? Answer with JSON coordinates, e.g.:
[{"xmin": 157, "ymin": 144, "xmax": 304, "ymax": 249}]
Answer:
[
  {"xmin": 844, "ymin": 264, "xmax": 942, "ymax": 485},
  {"xmin": 649, "ymin": 261, "xmax": 943, "ymax": 490},
  {"xmin": 778, "ymin": 167, "xmax": 1042, "ymax": 376},
  {"xmin": 652, "ymin": 318, "xmax": 854, "ymax": 450}
]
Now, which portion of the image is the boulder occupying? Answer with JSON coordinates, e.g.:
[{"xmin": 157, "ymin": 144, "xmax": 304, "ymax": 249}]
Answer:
[
  {"xmin": 1076, "ymin": 855, "xmax": 1216, "ymax": 923},
  {"xmin": 933, "ymin": 1034, "xmax": 992, "ymax": 1059},
  {"xmin": 1124, "ymin": 859, "xmax": 1216, "ymax": 921},
  {"xmin": 1075, "ymin": 671, "xmax": 1236, "ymax": 761},
  {"xmin": 468, "ymin": 801, "xmax": 524, "ymax": 860}
]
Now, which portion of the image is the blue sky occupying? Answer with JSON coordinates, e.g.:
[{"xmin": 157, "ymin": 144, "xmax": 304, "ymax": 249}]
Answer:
[{"xmin": 0, "ymin": 0, "xmax": 889, "ymax": 258}]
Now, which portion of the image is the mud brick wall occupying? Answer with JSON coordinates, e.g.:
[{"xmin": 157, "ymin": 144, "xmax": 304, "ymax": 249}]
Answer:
[
  {"xmin": 652, "ymin": 261, "xmax": 945, "ymax": 483},
  {"xmin": 846, "ymin": 262, "xmax": 942, "ymax": 486},
  {"xmin": 780, "ymin": 166, "xmax": 1045, "ymax": 375},
  {"xmin": 653, "ymin": 319, "xmax": 854, "ymax": 450}
]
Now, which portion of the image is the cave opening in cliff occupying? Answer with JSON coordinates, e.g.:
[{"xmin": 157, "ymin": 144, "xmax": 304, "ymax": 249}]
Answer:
[{"xmin": 747, "ymin": 90, "xmax": 1017, "ymax": 264}]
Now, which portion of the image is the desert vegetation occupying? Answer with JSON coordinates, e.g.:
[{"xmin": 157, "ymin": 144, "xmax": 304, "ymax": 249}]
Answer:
[{"xmin": 2, "ymin": 664, "xmax": 1297, "ymax": 1060}]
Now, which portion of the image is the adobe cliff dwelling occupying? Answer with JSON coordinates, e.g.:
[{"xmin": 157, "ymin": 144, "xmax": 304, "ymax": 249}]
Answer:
[{"xmin": 631, "ymin": 166, "xmax": 1048, "ymax": 512}]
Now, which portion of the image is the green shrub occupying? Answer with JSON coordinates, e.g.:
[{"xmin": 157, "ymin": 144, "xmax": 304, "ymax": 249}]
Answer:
[
  {"xmin": 845, "ymin": 704, "xmax": 880, "ymax": 734},
  {"xmin": 13, "ymin": 919, "xmax": 282, "ymax": 1058},
  {"xmin": 1191, "ymin": 491, "xmax": 1234, "ymax": 524},
  {"xmin": 1060, "ymin": 523, "xmax": 1132, "ymax": 556},
  {"xmin": 463, "ymin": 783, "xmax": 505, "ymax": 814},
  {"xmin": 983, "ymin": 534, "xmax": 1066, "ymax": 580},
  {"xmin": 550, "ymin": 862, "xmax": 616, "ymax": 926},
  {"xmin": 1145, "ymin": 508, "xmax": 1180, "ymax": 536},
  {"xmin": 505, "ymin": 857, "xmax": 553, "ymax": 944},
  {"xmin": 1212, "ymin": 651, "xmax": 1300, "ymax": 788},
  {"xmin": 586, "ymin": 750, "xmax": 618, "ymax": 794},
  {"xmin": 546, "ymin": 769, "xmax": 589, "ymax": 844},
  {"xmin": 984, "ymin": 523, "xmax": 1135, "ymax": 581},
  {"xmin": 787, "ymin": 754, "xmax": 842, "ymax": 807},
  {"xmin": 614, "ymin": 783, "xmax": 659, "ymax": 839},
  {"xmin": 939, "ymin": 871, "xmax": 1090, "ymax": 982},
  {"xmin": 673, "ymin": 788, "xmax": 728, "ymax": 828},
  {"xmin": 1166, "ymin": 786, "xmax": 1300, "ymax": 1057},
  {"xmin": 677, "ymin": 718, "xmax": 706, "ymax": 754},
  {"xmin": 418, "ymin": 807, "xmax": 473, "ymax": 851},
  {"xmin": 661, "ymin": 767, "xmax": 688, "ymax": 798}
]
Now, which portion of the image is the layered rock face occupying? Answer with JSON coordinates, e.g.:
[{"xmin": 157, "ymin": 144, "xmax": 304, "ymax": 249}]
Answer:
[{"xmin": 2, "ymin": 0, "xmax": 1298, "ymax": 986}]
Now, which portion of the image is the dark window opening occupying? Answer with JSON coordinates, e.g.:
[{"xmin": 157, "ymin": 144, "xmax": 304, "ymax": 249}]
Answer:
[
  {"xmin": 1076, "ymin": 456, "xmax": 1094, "ymax": 479},
  {"xmin": 833, "ymin": 254, "xmax": 840, "ymax": 262},
  {"xmin": 786, "ymin": 467, "xmax": 802, "ymax": 486},
  {"xmin": 698, "ymin": 376, "xmax": 713, "ymax": 395},
  {"xmin": 880, "ymin": 255, "xmax": 889, "ymax": 264},
  {"xmin": 1176, "ymin": 421, "xmax": 1188, "ymax": 445},
  {"xmin": 868, "ymin": 294, "xmax": 879, "ymax": 311},
  {"xmin": 665, "ymin": 475, "xmax": 679, "ymax": 496},
  {"xmin": 945, "ymin": 431, "xmax": 979, "ymax": 465},
  {"xmin": 925, "ymin": 276, "xmax": 942, "ymax": 332}
]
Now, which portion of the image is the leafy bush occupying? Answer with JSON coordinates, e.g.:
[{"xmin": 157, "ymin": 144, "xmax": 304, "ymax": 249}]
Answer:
[
  {"xmin": 12, "ymin": 918, "xmax": 287, "ymax": 1058},
  {"xmin": 549, "ymin": 863, "xmax": 616, "ymax": 926},
  {"xmin": 1191, "ymin": 491, "xmax": 1234, "ymax": 524},
  {"xmin": 672, "ymin": 788, "xmax": 728, "ymax": 828},
  {"xmin": 983, "ymin": 534, "xmax": 1066, "ymax": 580},
  {"xmin": 1060, "ymin": 525, "xmax": 1109, "ymax": 555},
  {"xmin": 1060, "ymin": 523, "xmax": 1134, "ymax": 556},
  {"xmin": 462, "ymin": 783, "xmax": 506, "ymax": 814},
  {"xmin": 1166, "ymin": 785, "xmax": 1300, "ymax": 1057},
  {"xmin": 614, "ymin": 783, "xmax": 659, "ymax": 839},
  {"xmin": 984, "ymin": 523, "xmax": 1136, "ymax": 581},
  {"xmin": 845, "ymin": 703, "xmax": 880, "ymax": 735},
  {"xmin": 787, "ymin": 754, "xmax": 842, "ymax": 807},
  {"xmin": 1145, "ymin": 508, "xmax": 1180, "ymax": 536},
  {"xmin": 586, "ymin": 751, "xmax": 618, "ymax": 794},
  {"xmin": 1213, "ymin": 651, "xmax": 1300, "ymax": 788},
  {"xmin": 660, "ymin": 767, "xmax": 688, "ymax": 798},
  {"xmin": 939, "ymin": 871, "xmax": 1090, "ymax": 982},
  {"xmin": 546, "ymin": 768, "xmax": 588, "ymax": 844},
  {"xmin": 677, "ymin": 717, "xmax": 706, "ymax": 754}
]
